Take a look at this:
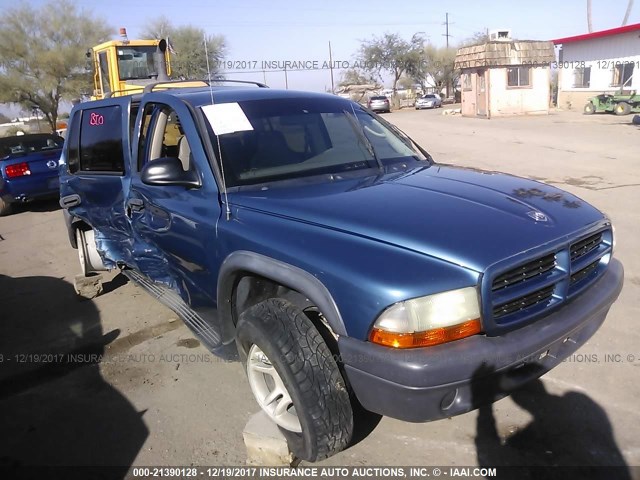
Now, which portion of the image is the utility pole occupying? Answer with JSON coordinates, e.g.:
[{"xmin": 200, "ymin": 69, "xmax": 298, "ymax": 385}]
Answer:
[
  {"xmin": 328, "ymin": 41, "xmax": 335, "ymax": 93},
  {"xmin": 284, "ymin": 65, "xmax": 288, "ymax": 89},
  {"xmin": 445, "ymin": 13, "xmax": 450, "ymax": 48},
  {"xmin": 443, "ymin": 13, "xmax": 454, "ymax": 98}
]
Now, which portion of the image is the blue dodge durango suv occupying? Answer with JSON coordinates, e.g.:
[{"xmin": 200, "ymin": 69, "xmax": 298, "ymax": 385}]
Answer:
[{"xmin": 59, "ymin": 84, "xmax": 623, "ymax": 462}]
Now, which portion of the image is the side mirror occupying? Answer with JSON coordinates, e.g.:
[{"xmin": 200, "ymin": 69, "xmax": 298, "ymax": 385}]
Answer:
[{"xmin": 141, "ymin": 157, "xmax": 201, "ymax": 188}]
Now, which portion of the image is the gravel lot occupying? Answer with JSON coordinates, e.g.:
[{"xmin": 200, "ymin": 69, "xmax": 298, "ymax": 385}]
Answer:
[{"xmin": 1, "ymin": 108, "xmax": 638, "ymax": 473}]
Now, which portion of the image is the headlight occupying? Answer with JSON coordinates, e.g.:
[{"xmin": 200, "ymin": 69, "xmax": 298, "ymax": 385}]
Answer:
[{"xmin": 369, "ymin": 287, "xmax": 482, "ymax": 348}]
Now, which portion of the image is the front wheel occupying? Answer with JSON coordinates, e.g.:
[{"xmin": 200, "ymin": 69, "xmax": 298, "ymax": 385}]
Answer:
[
  {"xmin": 584, "ymin": 102, "xmax": 596, "ymax": 115},
  {"xmin": 236, "ymin": 298, "xmax": 353, "ymax": 462}
]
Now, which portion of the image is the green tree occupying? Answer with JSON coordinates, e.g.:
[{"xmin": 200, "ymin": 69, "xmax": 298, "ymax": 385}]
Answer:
[
  {"xmin": 0, "ymin": 1, "xmax": 112, "ymax": 133},
  {"xmin": 408, "ymin": 32, "xmax": 491, "ymax": 98},
  {"xmin": 408, "ymin": 45, "xmax": 458, "ymax": 97},
  {"xmin": 398, "ymin": 75, "xmax": 415, "ymax": 90},
  {"xmin": 142, "ymin": 17, "xmax": 226, "ymax": 80},
  {"xmin": 358, "ymin": 33, "xmax": 425, "ymax": 93},
  {"xmin": 460, "ymin": 31, "xmax": 490, "ymax": 48},
  {"xmin": 338, "ymin": 68, "xmax": 375, "ymax": 86}
]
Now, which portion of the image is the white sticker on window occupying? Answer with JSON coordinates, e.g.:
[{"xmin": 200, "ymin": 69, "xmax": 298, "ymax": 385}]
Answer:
[{"xmin": 201, "ymin": 103, "xmax": 253, "ymax": 135}]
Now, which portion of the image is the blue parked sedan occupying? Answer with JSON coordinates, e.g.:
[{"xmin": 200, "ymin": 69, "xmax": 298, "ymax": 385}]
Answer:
[{"xmin": 0, "ymin": 133, "xmax": 64, "ymax": 215}]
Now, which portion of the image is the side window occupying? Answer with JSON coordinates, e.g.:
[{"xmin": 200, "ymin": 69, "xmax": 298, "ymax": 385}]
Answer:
[
  {"xmin": 612, "ymin": 63, "xmax": 634, "ymax": 87},
  {"xmin": 147, "ymin": 106, "xmax": 192, "ymax": 172},
  {"xmin": 79, "ymin": 105, "xmax": 125, "ymax": 173},
  {"xmin": 98, "ymin": 52, "xmax": 111, "ymax": 95},
  {"xmin": 67, "ymin": 112, "xmax": 81, "ymax": 174},
  {"xmin": 507, "ymin": 67, "xmax": 531, "ymax": 87},
  {"xmin": 137, "ymin": 104, "xmax": 155, "ymax": 171}
]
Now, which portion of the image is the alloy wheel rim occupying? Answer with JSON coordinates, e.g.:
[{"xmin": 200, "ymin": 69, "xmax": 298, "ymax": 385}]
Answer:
[{"xmin": 246, "ymin": 344, "xmax": 302, "ymax": 432}]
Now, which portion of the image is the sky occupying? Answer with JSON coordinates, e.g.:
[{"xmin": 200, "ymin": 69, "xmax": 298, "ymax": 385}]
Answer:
[{"xmin": 1, "ymin": 0, "xmax": 639, "ymax": 114}]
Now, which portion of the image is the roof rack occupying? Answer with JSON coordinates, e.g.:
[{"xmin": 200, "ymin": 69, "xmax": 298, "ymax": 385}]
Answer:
[
  {"xmin": 142, "ymin": 78, "xmax": 268, "ymax": 94},
  {"xmin": 103, "ymin": 88, "xmax": 145, "ymax": 99},
  {"xmin": 210, "ymin": 79, "xmax": 269, "ymax": 88}
]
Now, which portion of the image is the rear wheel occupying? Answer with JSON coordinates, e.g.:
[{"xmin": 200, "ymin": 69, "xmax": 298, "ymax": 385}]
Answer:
[
  {"xmin": 0, "ymin": 197, "xmax": 12, "ymax": 216},
  {"xmin": 76, "ymin": 228, "xmax": 107, "ymax": 275},
  {"xmin": 584, "ymin": 102, "xmax": 596, "ymax": 115},
  {"xmin": 614, "ymin": 102, "xmax": 631, "ymax": 115},
  {"xmin": 236, "ymin": 298, "xmax": 353, "ymax": 462}
]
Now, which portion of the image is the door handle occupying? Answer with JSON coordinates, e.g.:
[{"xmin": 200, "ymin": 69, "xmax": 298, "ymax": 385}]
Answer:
[
  {"xmin": 126, "ymin": 198, "xmax": 145, "ymax": 217},
  {"xmin": 60, "ymin": 194, "xmax": 81, "ymax": 209}
]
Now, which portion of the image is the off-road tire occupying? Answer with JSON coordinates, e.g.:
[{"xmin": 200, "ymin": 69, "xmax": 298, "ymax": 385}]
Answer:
[
  {"xmin": 236, "ymin": 298, "xmax": 354, "ymax": 462},
  {"xmin": 584, "ymin": 102, "xmax": 596, "ymax": 115},
  {"xmin": 615, "ymin": 102, "xmax": 631, "ymax": 115},
  {"xmin": 0, "ymin": 197, "xmax": 12, "ymax": 216}
]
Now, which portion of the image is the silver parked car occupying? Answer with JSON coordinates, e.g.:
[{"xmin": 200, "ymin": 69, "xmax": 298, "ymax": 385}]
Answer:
[
  {"xmin": 368, "ymin": 96, "xmax": 391, "ymax": 113},
  {"xmin": 415, "ymin": 94, "xmax": 442, "ymax": 110}
]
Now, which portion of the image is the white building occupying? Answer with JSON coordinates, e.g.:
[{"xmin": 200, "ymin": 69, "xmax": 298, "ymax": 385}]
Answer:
[
  {"xmin": 455, "ymin": 38, "xmax": 555, "ymax": 118},
  {"xmin": 553, "ymin": 23, "xmax": 640, "ymax": 109}
]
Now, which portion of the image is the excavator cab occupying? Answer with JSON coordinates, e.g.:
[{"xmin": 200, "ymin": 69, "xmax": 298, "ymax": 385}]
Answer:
[{"xmin": 89, "ymin": 28, "xmax": 172, "ymax": 100}]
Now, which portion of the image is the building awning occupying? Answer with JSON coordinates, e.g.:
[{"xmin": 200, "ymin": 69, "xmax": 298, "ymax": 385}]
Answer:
[{"xmin": 552, "ymin": 23, "xmax": 640, "ymax": 45}]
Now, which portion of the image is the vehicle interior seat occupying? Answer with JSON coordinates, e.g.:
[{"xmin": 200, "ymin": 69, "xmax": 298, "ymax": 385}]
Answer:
[
  {"xmin": 220, "ymin": 131, "xmax": 258, "ymax": 181},
  {"xmin": 250, "ymin": 130, "xmax": 302, "ymax": 170},
  {"xmin": 177, "ymin": 136, "xmax": 191, "ymax": 171}
]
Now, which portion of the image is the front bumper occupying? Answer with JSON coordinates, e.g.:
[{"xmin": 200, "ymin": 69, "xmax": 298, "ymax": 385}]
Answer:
[{"xmin": 339, "ymin": 258, "xmax": 623, "ymax": 422}]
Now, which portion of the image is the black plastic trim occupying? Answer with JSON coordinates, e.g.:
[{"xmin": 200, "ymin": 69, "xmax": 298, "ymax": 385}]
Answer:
[
  {"xmin": 338, "ymin": 258, "xmax": 623, "ymax": 422},
  {"xmin": 217, "ymin": 251, "xmax": 347, "ymax": 343}
]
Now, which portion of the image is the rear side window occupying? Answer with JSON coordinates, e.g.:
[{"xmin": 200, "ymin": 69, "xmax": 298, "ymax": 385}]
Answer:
[
  {"xmin": 78, "ymin": 105, "xmax": 124, "ymax": 173},
  {"xmin": 67, "ymin": 112, "xmax": 81, "ymax": 174}
]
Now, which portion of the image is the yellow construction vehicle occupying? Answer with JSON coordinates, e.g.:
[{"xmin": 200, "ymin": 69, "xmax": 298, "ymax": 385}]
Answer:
[{"xmin": 89, "ymin": 28, "xmax": 174, "ymax": 100}]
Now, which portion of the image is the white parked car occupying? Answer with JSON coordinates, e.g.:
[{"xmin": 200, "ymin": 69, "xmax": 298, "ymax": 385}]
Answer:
[{"xmin": 415, "ymin": 94, "xmax": 442, "ymax": 110}]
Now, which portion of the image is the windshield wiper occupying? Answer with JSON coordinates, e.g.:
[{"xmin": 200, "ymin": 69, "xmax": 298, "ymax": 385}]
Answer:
[{"xmin": 343, "ymin": 108, "xmax": 384, "ymax": 171}]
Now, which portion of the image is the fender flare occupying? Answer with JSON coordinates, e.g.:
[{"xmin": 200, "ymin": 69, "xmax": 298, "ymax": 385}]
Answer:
[{"xmin": 217, "ymin": 251, "xmax": 347, "ymax": 341}]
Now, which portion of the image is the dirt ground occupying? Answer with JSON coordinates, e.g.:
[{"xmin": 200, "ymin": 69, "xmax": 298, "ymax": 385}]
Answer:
[{"xmin": 0, "ymin": 108, "xmax": 638, "ymax": 474}]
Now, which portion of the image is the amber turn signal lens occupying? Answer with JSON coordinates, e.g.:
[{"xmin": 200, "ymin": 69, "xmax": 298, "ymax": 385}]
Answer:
[{"xmin": 369, "ymin": 319, "xmax": 481, "ymax": 348}]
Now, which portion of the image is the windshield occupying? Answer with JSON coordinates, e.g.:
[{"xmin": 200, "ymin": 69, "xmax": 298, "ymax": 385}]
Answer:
[
  {"xmin": 0, "ymin": 134, "xmax": 64, "ymax": 157},
  {"xmin": 207, "ymin": 98, "xmax": 427, "ymax": 187},
  {"xmin": 117, "ymin": 46, "xmax": 157, "ymax": 81}
]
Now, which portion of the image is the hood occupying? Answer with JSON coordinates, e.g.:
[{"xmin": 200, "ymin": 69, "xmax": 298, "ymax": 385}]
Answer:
[{"xmin": 229, "ymin": 164, "xmax": 605, "ymax": 272}]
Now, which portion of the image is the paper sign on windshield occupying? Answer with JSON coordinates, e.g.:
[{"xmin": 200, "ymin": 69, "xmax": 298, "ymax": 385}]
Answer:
[{"xmin": 201, "ymin": 103, "xmax": 253, "ymax": 135}]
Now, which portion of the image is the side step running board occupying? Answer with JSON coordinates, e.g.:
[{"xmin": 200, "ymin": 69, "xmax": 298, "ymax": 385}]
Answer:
[{"xmin": 123, "ymin": 269, "xmax": 222, "ymax": 349}]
